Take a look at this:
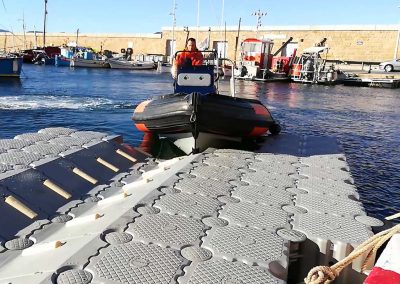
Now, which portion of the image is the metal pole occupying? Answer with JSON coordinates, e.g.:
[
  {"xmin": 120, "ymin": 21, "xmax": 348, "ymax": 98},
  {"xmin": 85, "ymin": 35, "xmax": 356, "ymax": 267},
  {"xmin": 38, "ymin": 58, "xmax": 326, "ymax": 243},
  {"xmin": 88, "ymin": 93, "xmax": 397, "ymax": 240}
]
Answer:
[
  {"xmin": 394, "ymin": 6, "xmax": 400, "ymax": 60},
  {"xmin": 33, "ymin": 25, "xmax": 37, "ymax": 48},
  {"xmin": 234, "ymin": 17, "xmax": 241, "ymax": 65},
  {"xmin": 171, "ymin": 0, "xmax": 176, "ymax": 62},
  {"xmin": 76, "ymin": 28, "xmax": 79, "ymax": 47},
  {"xmin": 43, "ymin": 0, "xmax": 47, "ymax": 47},
  {"xmin": 196, "ymin": 0, "xmax": 200, "ymax": 39},
  {"xmin": 395, "ymin": 28, "xmax": 400, "ymax": 60},
  {"xmin": 220, "ymin": 0, "xmax": 224, "ymax": 28}
]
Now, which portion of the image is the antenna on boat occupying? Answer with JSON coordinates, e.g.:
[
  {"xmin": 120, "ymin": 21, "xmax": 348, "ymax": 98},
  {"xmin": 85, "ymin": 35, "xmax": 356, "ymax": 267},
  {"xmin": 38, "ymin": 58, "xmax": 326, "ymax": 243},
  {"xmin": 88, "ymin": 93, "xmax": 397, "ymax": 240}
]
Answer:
[
  {"xmin": 196, "ymin": 0, "xmax": 200, "ymax": 39},
  {"xmin": 33, "ymin": 25, "xmax": 38, "ymax": 48},
  {"xmin": 18, "ymin": 12, "xmax": 27, "ymax": 50},
  {"xmin": 76, "ymin": 28, "xmax": 79, "ymax": 47},
  {"xmin": 233, "ymin": 17, "xmax": 241, "ymax": 66},
  {"xmin": 169, "ymin": 0, "xmax": 177, "ymax": 63},
  {"xmin": 251, "ymin": 9, "xmax": 266, "ymax": 38},
  {"xmin": 184, "ymin": 26, "xmax": 189, "ymax": 43}
]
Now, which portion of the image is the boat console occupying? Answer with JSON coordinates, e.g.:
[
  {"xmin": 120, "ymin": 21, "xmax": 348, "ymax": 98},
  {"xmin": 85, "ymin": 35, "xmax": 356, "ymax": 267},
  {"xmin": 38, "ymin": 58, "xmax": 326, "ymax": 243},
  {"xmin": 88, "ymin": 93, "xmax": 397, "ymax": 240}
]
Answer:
[{"xmin": 173, "ymin": 50, "xmax": 219, "ymax": 95}]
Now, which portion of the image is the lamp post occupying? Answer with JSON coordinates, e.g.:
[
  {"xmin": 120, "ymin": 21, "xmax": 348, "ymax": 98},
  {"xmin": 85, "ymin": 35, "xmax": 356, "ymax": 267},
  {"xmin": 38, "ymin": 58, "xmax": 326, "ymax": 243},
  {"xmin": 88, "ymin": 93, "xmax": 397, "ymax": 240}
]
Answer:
[{"xmin": 251, "ymin": 9, "xmax": 266, "ymax": 38}]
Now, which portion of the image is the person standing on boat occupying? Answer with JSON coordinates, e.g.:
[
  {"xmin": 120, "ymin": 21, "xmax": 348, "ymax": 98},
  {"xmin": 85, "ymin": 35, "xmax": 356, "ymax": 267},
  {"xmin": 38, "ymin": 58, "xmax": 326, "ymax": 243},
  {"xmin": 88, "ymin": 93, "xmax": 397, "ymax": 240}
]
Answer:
[{"xmin": 172, "ymin": 38, "xmax": 203, "ymax": 77}]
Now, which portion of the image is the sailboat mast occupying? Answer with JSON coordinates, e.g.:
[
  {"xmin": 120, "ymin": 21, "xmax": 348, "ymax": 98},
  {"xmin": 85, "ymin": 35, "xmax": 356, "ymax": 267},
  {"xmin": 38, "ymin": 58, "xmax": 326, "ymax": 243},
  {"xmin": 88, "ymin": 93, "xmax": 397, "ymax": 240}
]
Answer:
[
  {"xmin": 22, "ymin": 12, "xmax": 26, "ymax": 49},
  {"xmin": 196, "ymin": 0, "xmax": 200, "ymax": 39},
  {"xmin": 170, "ymin": 0, "xmax": 177, "ymax": 63},
  {"xmin": 43, "ymin": 0, "xmax": 48, "ymax": 47}
]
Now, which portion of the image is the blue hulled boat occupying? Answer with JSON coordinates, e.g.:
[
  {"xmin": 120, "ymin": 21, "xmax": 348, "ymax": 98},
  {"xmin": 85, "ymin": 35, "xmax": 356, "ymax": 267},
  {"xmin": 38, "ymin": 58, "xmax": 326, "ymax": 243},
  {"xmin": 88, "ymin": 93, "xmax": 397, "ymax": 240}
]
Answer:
[{"xmin": 0, "ymin": 54, "xmax": 23, "ymax": 77}]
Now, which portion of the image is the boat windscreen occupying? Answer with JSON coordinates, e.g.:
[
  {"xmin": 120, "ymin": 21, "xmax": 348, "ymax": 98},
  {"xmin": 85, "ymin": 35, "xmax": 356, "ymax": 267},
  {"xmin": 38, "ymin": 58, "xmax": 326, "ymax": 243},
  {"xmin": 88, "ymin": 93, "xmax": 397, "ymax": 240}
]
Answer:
[{"xmin": 242, "ymin": 43, "xmax": 262, "ymax": 53}]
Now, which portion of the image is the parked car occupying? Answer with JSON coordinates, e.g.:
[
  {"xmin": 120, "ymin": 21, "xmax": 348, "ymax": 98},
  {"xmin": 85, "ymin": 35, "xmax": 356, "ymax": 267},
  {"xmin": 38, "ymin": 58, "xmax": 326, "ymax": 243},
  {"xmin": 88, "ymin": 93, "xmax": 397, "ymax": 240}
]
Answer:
[{"xmin": 379, "ymin": 59, "xmax": 400, "ymax": 72}]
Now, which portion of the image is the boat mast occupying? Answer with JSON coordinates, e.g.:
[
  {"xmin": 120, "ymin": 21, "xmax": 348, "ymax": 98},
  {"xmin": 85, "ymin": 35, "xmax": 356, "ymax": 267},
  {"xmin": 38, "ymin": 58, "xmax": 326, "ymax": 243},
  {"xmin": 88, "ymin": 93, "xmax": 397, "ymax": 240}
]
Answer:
[
  {"xmin": 170, "ymin": 0, "xmax": 176, "ymax": 63},
  {"xmin": 22, "ymin": 12, "xmax": 26, "ymax": 50},
  {"xmin": 196, "ymin": 0, "xmax": 200, "ymax": 39},
  {"xmin": 43, "ymin": 0, "xmax": 48, "ymax": 47},
  {"xmin": 234, "ymin": 18, "xmax": 241, "ymax": 65}
]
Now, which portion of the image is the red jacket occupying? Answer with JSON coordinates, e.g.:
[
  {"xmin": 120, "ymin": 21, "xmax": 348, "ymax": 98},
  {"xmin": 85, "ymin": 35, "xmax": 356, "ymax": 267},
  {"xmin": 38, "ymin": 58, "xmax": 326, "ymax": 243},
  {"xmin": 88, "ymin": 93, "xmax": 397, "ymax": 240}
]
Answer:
[{"xmin": 175, "ymin": 49, "xmax": 203, "ymax": 68}]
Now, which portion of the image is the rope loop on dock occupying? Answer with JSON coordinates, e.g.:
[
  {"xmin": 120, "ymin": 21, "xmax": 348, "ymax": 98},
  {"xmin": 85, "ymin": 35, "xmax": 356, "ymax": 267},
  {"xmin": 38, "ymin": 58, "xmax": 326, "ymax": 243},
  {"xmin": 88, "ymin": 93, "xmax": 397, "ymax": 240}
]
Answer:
[{"xmin": 304, "ymin": 223, "xmax": 400, "ymax": 284}]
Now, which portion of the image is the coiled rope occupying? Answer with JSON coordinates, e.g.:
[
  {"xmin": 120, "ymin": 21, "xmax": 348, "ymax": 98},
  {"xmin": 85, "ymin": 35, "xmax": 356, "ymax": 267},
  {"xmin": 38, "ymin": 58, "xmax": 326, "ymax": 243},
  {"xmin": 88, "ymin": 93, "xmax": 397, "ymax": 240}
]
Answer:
[{"xmin": 304, "ymin": 223, "xmax": 400, "ymax": 284}]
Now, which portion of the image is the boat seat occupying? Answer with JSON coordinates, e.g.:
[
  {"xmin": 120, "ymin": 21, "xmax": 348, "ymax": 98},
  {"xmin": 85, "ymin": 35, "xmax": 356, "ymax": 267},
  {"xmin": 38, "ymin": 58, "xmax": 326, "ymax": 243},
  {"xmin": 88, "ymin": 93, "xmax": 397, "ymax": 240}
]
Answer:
[{"xmin": 174, "ymin": 65, "xmax": 216, "ymax": 95}]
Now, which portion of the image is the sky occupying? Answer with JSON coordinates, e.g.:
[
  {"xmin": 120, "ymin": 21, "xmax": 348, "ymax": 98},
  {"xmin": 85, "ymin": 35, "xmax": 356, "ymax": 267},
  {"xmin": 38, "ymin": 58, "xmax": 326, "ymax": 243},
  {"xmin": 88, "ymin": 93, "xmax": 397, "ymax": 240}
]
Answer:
[{"xmin": 0, "ymin": 0, "xmax": 399, "ymax": 34}]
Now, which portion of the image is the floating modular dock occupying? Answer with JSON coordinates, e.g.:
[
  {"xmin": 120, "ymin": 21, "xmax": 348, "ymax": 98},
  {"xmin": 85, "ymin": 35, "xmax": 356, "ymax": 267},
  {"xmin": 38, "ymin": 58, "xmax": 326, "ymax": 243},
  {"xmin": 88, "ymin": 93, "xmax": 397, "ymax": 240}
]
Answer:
[
  {"xmin": 0, "ymin": 128, "xmax": 383, "ymax": 284},
  {"xmin": 343, "ymin": 74, "xmax": 400, "ymax": 88}
]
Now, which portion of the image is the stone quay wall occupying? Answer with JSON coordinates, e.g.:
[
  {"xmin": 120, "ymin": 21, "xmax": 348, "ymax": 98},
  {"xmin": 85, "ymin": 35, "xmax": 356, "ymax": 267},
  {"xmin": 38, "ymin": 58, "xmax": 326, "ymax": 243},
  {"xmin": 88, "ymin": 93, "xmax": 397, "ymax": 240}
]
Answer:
[{"xmin": 1, "ymin": 25, "xmax": 398, "ymax": 62}]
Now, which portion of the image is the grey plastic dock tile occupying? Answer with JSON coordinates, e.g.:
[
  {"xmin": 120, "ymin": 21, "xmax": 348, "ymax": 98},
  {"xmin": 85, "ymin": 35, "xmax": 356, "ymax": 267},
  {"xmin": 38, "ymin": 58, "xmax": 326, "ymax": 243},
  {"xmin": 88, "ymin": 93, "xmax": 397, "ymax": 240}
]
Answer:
[
  {"xmin": 38, "ymin": 127, "xmax": 77, "ymax": 136},
  {"xmin": 128, "ymin": 213, "xmax": 205, "ymax": 249},
  {"xmin": 57, "ymin": 269, "xmax": 93, "ymax": 284},
  {"xmin": 190, "ymin": 165, "xmax": 242, "ymax": 182},
  {"xmin": 154, "ymin": 192, "xmax": 222, "ymax": 219},
  {"xmin": 0, "ymin": 163, "xmax": 13, "ymax": 173},
  {"xmin": 295, "ymin": 193, "xmax": 365, "ymax": 217},
  {"xmin": 254, "ymin": 153, "xmax": 299, "ymax": 164},
  {"xmin": 49, "ymin": 136, "xmax": 93, "ymax": 148},
  {"xmin": 249, "ymin": 160, "xmax": 297, "ymax": 175},
  {"xmin": 213, "ymin": 149, "xmax": 256, "ymax": 160},
  {"xmin": 88, "ymin": 241, "xmax": 185, "ymax": 284},
  {"xmin": 179, "ymin": 258, "xmax": 283, "ymax": 284},
  {"xmin": 292, "ymin": 211, "xmax": 373, "ymax": 244},
  {"xmin": 0, "ymin": 151, "xmax": 44, "ymax": 167},
  {"xmin": 232, "ymin": 184, "xmax": 293, "ymax": 205},
  {"xmin": 219, "ymin": 202, "xmax": 290, "ymax": 231},
  {"xmin": 202, "ymin": 226, "xmax": 287, "ymax": 269},
  {"xmin": 300, "ymin": 154, "xmax": 348, "ymax": 169},
  {"xmin": 0, "ymin": 139, "xmax": 32, "ymax": 151},
  {"xmin": 203, "ymin": 155, "xmax": 251, "ymax": 168},
  {"xmin": 14, "ymin": 132, "xmax": 59, "ymax": 143},
  {"xmin": 241, "ymin": 171, "xmax": 296, "ymax": 188},
  {"xmin": 299, "ymin": 166, "xmax": 353, "ymax": 181},
  {"xmin": 23, "ymin": 143, "xmax": 70, "ymax": 157},
  {"xmin": 174, "ymin": 177, "xmax": 232, "ymax": 198},
  {"xmin": 71, "ymin": 131, "xmax": 107, "ymax": 140},
  {"xmin": 297, "ymin": 176, "xmax": 358, "ymax": 195}
]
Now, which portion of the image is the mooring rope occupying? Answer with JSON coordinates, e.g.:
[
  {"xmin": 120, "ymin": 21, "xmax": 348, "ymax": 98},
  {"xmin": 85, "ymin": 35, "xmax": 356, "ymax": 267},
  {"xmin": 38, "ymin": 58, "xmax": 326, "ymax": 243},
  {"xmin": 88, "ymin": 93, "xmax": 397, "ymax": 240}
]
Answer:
[{"xmin": 304, "ymin": 223, "xmax": 400, "ymax": 284}]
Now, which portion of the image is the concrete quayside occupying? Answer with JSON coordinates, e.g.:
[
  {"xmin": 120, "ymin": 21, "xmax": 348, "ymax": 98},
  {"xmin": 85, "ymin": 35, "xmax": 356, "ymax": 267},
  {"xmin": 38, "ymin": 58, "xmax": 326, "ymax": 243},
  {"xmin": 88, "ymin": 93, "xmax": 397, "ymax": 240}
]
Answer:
[{"xmin": 0, "ymin": 128, "xmax": 387, "ymax": 283}]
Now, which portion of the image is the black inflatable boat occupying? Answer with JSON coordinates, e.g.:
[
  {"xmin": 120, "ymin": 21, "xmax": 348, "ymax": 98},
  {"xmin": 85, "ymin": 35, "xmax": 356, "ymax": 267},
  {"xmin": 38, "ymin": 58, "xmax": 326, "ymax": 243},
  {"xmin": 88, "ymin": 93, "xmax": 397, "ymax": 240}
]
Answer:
[{"xmin": 133, "ymin": 51, "xmax": 280, "ymax": 154}]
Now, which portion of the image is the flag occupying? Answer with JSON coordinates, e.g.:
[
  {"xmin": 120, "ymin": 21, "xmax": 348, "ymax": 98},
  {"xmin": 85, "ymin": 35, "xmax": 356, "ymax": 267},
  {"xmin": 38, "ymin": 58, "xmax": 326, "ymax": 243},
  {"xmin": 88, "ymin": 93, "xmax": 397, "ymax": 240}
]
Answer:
[{"xmin": 198, "ymin": 37, "xmax": 209, "ymax": 51}]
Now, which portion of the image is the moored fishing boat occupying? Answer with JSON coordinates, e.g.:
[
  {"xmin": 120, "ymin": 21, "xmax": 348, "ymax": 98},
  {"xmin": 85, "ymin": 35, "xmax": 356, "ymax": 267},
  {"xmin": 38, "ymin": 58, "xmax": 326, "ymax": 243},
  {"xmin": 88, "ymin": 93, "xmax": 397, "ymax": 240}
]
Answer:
[
  {"xmin": 70, "ymin": 57, "xmax": 109, "ymax": 68},
  {"xmin": 0, "ymin": 54, "xmax": 23, "ymax": 77},
  {"xmin": 108, "ymin": 57, "xmax": 156, "ymax": 70},
  {"xmin": 54, "ymin": 55, "xmax": 71, "ymax": 67},
  {"xmin": 133, "ymin": 51, "xmax": 280, "ymax": 154}
]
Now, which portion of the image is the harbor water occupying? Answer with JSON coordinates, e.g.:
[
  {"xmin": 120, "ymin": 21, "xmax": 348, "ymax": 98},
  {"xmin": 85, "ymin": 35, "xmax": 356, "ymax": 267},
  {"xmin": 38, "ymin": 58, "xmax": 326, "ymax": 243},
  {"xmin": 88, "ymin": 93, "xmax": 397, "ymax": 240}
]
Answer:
[{"xmin": 0, "ymin": 64, "xmax": 399, "ymax": 221}]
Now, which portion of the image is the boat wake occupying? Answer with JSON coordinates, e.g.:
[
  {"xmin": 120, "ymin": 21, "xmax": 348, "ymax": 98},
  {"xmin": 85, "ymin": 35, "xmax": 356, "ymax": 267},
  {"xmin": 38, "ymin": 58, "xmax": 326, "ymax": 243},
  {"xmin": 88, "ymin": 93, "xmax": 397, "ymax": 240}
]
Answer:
[{"xmin": 0, "ymin": 95, "xmax": 121, "ymax": 110}]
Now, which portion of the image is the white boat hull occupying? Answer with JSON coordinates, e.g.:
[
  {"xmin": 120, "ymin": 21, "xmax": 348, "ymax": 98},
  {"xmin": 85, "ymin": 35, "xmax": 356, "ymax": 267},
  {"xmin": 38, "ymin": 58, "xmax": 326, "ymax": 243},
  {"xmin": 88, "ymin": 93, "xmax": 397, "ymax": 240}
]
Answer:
[
  {"xmin": 70, "ymin": 58, "xmax": 109, "ymax": 68},
  {"xmin": 108, "ymin": 59, "xmax": 155, "ymax": 70}
]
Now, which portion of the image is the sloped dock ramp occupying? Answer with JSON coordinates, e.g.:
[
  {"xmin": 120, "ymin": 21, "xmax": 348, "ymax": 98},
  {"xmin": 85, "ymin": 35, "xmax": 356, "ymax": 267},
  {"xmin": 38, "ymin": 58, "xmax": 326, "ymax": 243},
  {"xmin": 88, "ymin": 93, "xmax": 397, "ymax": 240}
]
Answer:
[{"xmin": 0, "ymin": 128, "xmax": 383, "ymax": 284}]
